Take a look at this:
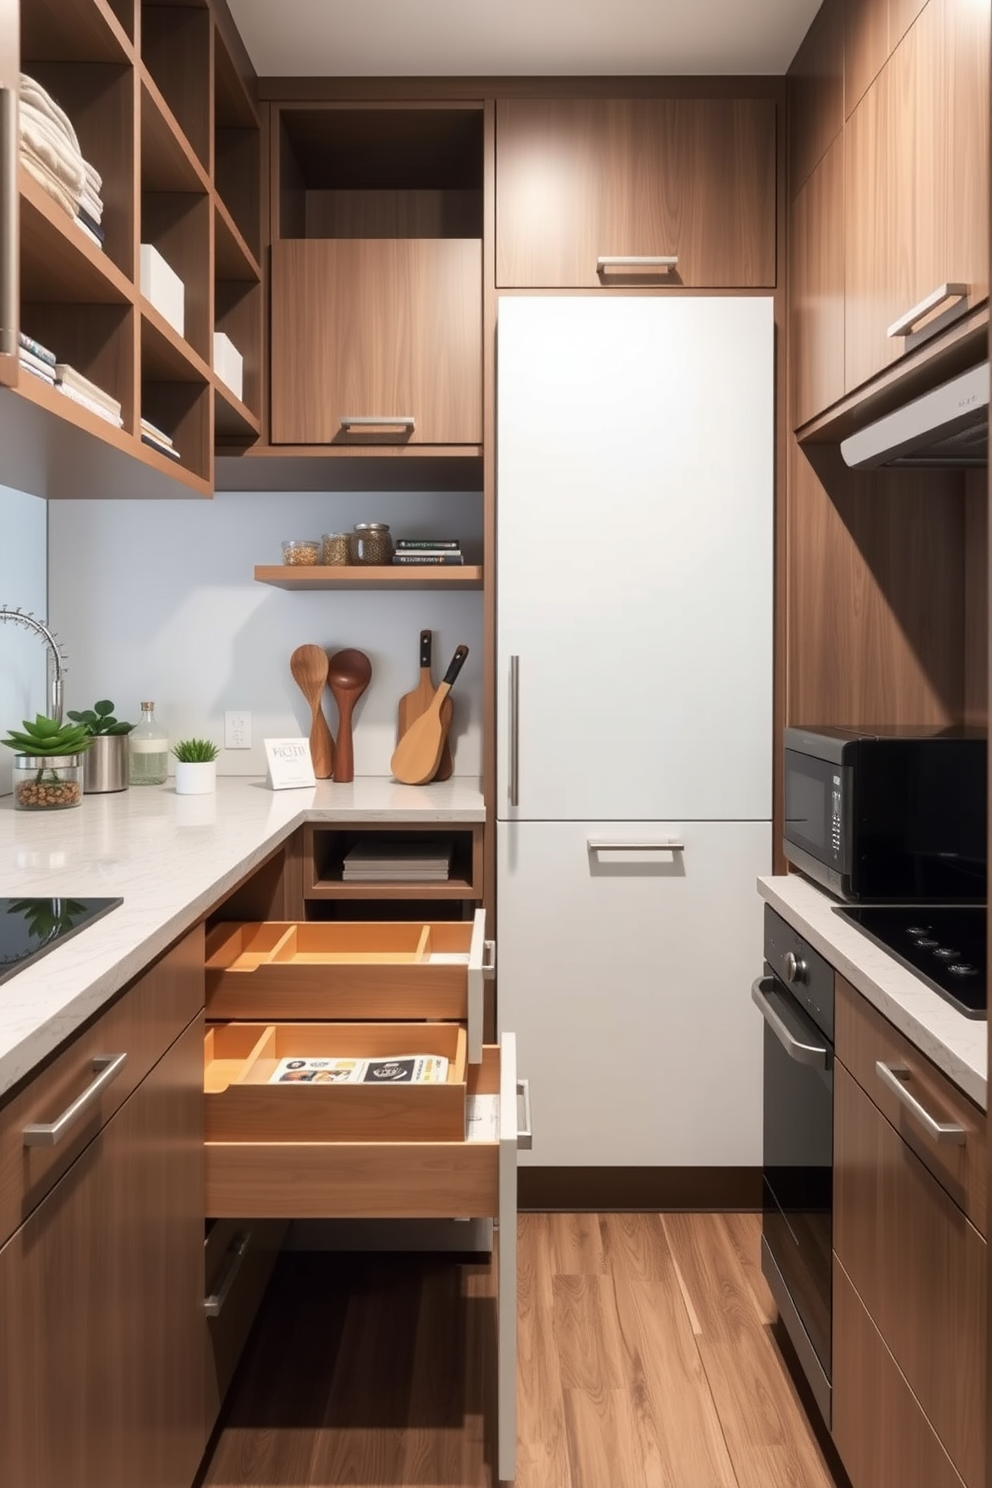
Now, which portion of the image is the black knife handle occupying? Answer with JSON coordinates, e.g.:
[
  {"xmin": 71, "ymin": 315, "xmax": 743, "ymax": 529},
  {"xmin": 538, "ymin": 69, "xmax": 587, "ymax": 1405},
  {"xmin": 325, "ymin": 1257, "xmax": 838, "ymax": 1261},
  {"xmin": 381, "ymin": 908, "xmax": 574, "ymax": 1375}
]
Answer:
[
  {"xmin": 420, "ymin": 629, "xmax": 432, "ymax": 669},
  {"xmin": 442, "ymin": 644, "xmax": 469, "ymax": 687}
]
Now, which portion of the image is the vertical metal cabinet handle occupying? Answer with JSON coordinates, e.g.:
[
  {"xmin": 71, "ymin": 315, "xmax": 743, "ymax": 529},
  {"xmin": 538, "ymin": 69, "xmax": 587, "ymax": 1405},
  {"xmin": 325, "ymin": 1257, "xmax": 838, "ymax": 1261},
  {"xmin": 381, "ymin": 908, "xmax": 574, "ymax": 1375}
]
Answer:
[
  {"xmin": 0, "ymin": 86, "xmax": 17, "ymax": 357},
  {"xmin": 874, "ymin": 1061, "xmax": 966, "ymax": 1145},
  {"xmin": 508, "ymin": 655, "xmax": 520, "ymax": 808},
  {"xmin": 886, "ymin": 283, "xmax": 969, "ymax": 338},
  {"xmin": 22, "ymin": 1053, "xmax": 129, "ymax": 1147},
  {"xmin": 516, "ymin": 1078, "xmax": 533, "ymax": 1150},
  {"xmin": 204, "ymin": 1230, "xmax": 252, "ymax": 1318},
  {"xmin": 339, "ymin": 415, "xmax": 416, "ymax": 431},
  {"xmin": 597, "ymin": 255, "xmax": 679, "ymax": 272}
]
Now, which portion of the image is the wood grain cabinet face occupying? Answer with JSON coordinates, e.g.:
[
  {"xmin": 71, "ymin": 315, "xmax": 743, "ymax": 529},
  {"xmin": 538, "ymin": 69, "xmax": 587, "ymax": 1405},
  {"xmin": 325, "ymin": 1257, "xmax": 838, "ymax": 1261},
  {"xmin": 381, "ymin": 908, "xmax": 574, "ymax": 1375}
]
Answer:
[
  {"xmin": 834, "ymin": 1059, "xmax": 986, "ymax": 1488},
  {"xmin": 269, "ymin": 238, "xmax": 482, "ymax": 445},
  {"xmin": 789, "ymin": 132, "xmax": 845, "ymax": 428},
  {"xmin": 495, "ymin": 97, "xmax": 777, "ymax": 289},
  {"xmin": 844, "ymin": 0, "xmax": 989, "ymax": 393}
]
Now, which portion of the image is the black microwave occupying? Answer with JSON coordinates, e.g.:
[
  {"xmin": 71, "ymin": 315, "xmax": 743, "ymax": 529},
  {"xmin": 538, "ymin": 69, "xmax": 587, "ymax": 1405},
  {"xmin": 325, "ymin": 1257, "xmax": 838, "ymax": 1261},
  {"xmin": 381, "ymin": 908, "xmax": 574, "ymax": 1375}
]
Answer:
[{"xmin": 783, "ymin": 725, "xmax": 987, "ymax": 902}]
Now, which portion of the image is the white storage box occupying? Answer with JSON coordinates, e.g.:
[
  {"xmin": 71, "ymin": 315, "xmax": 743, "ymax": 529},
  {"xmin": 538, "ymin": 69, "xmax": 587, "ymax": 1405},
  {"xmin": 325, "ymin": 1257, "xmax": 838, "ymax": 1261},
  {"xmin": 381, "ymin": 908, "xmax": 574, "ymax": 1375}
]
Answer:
[
  {"xmin": 140, "ymin": 243, "xmax": 185, "ymax": 338},
  {"xmin": 213, "ymin": 331, "xmax": 244, "ymax": 402}
]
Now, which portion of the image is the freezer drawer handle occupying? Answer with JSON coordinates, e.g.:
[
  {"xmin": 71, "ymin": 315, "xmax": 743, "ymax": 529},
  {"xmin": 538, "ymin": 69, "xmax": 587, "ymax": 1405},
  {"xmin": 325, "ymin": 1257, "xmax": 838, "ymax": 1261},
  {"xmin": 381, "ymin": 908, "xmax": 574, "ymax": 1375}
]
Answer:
[
  {"xmin": 886, "ymin": 283, "xmax": 969, "ymax": 339},
  {"xmin": 875, "ymin": 1061, "xmax": 966, "ymax": 1145},
  {"xmin": 597, "ymin": 255, "xmax": 679, "ymax": 274},
  {"xmin": 517, "ymin": 1078, "xmax": 533, "ymax": 1150},
  {"xmin": 751, "ymin": 978, "xmax": 830, "ymax": 1069},
  {"xmin": 0, "ymin": 86, "xmax": 16, "ymax": 356},
  {"xmin": 339, "ymin": 414, "xmax": 416, "ymax": 432},
  {"xmin": 22, "ymin": 1053, "xmax": 129, "ymax": 1147},
  {"xmin": 204, "ymin": 1230, "xmax": 252, "ymax": 1318},
  {"xmin": 587, "ymin": 839, "xmax": 685, "ymax": 852}
]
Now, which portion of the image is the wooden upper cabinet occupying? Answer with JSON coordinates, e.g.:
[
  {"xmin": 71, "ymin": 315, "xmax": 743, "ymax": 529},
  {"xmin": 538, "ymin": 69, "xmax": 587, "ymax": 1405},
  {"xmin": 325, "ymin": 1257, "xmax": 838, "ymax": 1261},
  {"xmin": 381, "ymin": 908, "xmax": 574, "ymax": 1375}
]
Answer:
[
  {"xmin": 269, "ymin": 238, "xmax": 482, "ymax": 446},
  {"xmin": 845, "ymin": 0, "xmax": 989, "ymax": 393},
  {"xmin": 495, "ymin": 97, "xmax": 777, "ymax": 289},
  {"xmin": 790, "ymin": 132, "xmax": 845, "ymax": 428}
]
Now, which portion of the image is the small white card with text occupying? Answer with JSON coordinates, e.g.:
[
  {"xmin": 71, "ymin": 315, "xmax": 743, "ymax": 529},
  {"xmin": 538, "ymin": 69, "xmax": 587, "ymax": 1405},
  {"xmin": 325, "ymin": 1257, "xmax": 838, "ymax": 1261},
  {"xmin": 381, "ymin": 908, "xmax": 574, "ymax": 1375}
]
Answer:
[{"xmin": 263, "ymin": 737, "xmax": 316, "ymax": 790}]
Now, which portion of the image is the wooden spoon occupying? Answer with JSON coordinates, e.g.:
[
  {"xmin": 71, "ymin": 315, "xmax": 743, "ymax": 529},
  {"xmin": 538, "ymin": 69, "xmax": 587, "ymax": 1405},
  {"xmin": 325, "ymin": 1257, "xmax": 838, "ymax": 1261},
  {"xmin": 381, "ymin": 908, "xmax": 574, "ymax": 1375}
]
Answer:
[
  {"xmin": 391, "ymin": 645, "xmax": 469, "ymax": 785},
  {"xmin": 289, "ymin": 644, "xmax": 334, "ymax": 779},
  {"xmin": 326, "ymin": 648, "xmax": 372, "ymax": 783}
]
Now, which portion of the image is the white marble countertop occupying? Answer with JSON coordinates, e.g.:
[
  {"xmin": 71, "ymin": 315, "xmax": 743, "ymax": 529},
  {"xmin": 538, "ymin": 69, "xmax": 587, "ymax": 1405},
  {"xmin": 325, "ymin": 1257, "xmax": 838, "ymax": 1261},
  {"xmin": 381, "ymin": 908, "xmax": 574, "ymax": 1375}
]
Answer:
[
  {"xmin": 0, "ymin": 775, "xmax": 485, "ymax": 1099},
  {"xmin": 759, "ymin": 874, "xmax": 987, "ymax": 1110}
]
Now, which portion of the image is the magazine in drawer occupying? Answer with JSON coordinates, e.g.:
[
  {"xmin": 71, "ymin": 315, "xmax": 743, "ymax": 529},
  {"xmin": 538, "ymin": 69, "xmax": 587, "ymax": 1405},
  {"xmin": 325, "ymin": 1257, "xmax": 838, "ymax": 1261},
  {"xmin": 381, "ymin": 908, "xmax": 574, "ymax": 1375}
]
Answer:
[
  {"xmin": 205, "ymin": 1043, "xmax": 503, "ymax": 1220},
  {"xmin": 204, "ymin": 918, "xmax": 479, "ymax": 1024},
  {"xmin": 205, "ymin": 1021, "xmax": 468, "ymax": 1143}
]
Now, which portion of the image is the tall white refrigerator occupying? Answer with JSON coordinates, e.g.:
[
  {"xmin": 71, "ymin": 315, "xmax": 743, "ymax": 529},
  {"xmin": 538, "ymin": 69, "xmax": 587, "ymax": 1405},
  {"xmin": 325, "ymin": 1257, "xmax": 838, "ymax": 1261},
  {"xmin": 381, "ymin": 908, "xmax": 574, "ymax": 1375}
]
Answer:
[{"xmin": 496, "ymin": 295, "xmax": 774, "ymax": 1170}]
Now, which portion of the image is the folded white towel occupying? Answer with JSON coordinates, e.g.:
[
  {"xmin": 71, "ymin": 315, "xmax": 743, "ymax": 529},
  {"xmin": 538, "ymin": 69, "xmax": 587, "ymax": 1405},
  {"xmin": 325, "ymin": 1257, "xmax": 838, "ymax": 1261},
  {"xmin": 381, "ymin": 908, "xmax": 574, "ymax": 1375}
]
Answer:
[
  {"xmin": 20, "ymin": 103, "xmax": 86, "ymax": 197},
  {"xmin": 19, "ymin": 73, "xmax": 80, "ymax": 155},
  {"xmin": 20, "ymin": 149, "xmax": 77, "ymax": 219},
  {"xmin": 79, "ymin": 187, "xmax": 104, "ymax": 222},
  {"xmin": 83, "ymin": 157, "xmax": 102, "ymax": 196}
]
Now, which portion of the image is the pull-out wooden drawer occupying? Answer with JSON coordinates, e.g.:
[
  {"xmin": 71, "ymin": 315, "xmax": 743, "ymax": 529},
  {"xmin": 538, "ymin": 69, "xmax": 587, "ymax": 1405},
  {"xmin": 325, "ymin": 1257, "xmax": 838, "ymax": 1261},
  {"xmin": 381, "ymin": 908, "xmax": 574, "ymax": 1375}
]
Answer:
[
  {"xmin": 205, "ymin": 910, "xmax": 490, "ymax": 1059},
  {"xmin": 205, "ymin": 1040, "xmax": 506, "ymax": 1220},
  {"xmin": 204, "ymin": 1217, "xmax": 289, "ymax": 1432},
  {"xmin": 205, "ymin": 1022, "xmax": 468, "ymax": 1143}
]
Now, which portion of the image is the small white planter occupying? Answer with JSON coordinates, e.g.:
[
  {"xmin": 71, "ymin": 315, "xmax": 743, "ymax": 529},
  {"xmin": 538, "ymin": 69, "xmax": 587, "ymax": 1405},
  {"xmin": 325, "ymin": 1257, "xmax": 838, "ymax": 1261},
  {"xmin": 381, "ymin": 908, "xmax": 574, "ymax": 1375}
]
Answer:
[{"xmin": 174, "ymin": 760, "xmax": 216, "ymax": 795}]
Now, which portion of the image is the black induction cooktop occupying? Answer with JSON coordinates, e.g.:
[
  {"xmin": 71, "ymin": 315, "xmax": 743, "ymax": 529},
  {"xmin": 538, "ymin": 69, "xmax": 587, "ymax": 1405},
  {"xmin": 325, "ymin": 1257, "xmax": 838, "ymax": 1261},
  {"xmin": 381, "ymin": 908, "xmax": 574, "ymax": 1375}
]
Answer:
[
  {"xmin": 0, "ymin": 897, "xmax": 123, "ymax": 986},
  {"xmin": 835, "ymin": 904, "xmax": 986, "ymax": 1018}
]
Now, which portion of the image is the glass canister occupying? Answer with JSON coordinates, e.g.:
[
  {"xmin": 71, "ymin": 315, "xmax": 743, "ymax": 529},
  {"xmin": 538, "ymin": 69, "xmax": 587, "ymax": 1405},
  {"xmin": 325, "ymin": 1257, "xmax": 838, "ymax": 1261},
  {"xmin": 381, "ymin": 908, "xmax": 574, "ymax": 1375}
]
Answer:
[
  {"xmin": 129, "ymin": 701, "xmax": 169, "ymax": 785},
  {"xmin": 13, "ymin": 754, "xmax": 85, "ymax": 809},
  {"xmin": 321, "ymin": 532, "xmax": 351, "ymax": 565},
  {"xmin": 350, "ymin": 522, "xmax": 394, "ymax": 565},
  {"xmin": 282, "ymin": 539, "xmax": 320, "ymax": 566}
]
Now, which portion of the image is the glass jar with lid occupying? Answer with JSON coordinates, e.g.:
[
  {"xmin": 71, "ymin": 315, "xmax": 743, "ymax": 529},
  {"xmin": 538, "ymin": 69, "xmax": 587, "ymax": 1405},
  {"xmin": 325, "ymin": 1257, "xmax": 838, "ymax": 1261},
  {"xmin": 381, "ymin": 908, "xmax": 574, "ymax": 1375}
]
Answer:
[
  {"xmin": 349, "ymin": 522, "xmax": 394, "ymax": 565},
  {"xmin": 129, "ymin": 702, "xmax": 168, "ymax": 785}
]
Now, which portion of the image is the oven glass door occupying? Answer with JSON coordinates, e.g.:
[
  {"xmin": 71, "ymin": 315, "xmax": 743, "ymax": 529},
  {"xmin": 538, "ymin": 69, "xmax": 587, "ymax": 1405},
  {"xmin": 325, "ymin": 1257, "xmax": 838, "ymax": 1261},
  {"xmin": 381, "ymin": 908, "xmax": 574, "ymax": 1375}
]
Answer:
[
  {"xmin": 757, "ymin": 973, "xmax": 833, "ymax": 1382},
  {"xmin": 783, "ymin": 749, "xmax": 848, "ymax": 878}
]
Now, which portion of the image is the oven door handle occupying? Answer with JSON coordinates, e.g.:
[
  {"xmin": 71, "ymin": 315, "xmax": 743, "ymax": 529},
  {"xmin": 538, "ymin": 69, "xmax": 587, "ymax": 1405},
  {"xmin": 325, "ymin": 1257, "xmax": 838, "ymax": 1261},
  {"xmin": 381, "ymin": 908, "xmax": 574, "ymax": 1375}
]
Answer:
[{"xmin": 751, "ymin": 977, "xmax": 831, "ymax": 1069}]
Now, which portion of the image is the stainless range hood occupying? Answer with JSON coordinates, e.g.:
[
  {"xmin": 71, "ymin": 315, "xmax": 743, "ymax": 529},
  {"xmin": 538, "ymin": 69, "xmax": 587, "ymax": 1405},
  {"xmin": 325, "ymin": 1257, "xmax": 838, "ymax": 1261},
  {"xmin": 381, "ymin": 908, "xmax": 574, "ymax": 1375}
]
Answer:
[{"xmin": 840, "ymin": 360, "xmax": 989, "ymax": 469}]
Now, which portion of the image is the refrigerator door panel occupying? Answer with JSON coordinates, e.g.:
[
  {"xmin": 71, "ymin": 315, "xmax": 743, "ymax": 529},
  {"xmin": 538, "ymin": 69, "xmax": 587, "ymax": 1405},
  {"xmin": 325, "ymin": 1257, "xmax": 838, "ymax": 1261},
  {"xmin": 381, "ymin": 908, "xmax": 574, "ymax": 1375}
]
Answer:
[
  {"xmin": 496, "ymin": 295, "xmax": 773, "ymax": 821},
  {"xmin": 496, "ymin": 818, "xmax": 770, "ymax": 1167}
]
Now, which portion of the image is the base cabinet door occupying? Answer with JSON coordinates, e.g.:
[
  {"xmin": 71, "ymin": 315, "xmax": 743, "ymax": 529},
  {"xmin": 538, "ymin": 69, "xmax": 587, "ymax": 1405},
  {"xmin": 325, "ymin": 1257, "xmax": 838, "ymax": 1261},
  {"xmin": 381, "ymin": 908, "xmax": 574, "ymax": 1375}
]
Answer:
[
  {"xmin": 0, "ymin": 1016, "xmax": 205, "ymax": 1488},
  {"xmin": 496, "ymin": 818, "xmax": 769, "ymax": 1168}
]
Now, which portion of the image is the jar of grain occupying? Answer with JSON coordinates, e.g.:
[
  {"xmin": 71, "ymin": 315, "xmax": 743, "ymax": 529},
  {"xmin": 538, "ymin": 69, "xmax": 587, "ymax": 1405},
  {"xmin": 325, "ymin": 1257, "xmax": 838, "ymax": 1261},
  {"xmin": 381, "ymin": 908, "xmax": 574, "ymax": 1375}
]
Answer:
[
  {"xmin": 282, "ymin": 539, "xmax": 320, "ymax": 566},
  {"xmin": 350, "ymin": 522, "xmax": 394, "ymax": 565},
  {"xmin": 321, "ymin": 532, "xmax": 351, "ymax": 566},
  {"xmin": 12, "ymin": 754, "xmax": 85, "ymax": 809}
]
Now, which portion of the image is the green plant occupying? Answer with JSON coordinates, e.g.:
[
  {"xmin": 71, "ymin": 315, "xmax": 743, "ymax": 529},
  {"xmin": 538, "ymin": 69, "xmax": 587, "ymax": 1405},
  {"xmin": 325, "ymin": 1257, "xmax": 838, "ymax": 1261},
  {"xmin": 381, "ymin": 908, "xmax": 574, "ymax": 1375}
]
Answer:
[
  {"xmin": 66, "ymin": 699, "xmax": 134, "ymax": 735},
  {"xmin": 1, "ymin": 714, "xmax": 92, "ymax": 757},
  {"xmin": 171, "ymin": 737, "xmax": 220, "ymax": 763}
]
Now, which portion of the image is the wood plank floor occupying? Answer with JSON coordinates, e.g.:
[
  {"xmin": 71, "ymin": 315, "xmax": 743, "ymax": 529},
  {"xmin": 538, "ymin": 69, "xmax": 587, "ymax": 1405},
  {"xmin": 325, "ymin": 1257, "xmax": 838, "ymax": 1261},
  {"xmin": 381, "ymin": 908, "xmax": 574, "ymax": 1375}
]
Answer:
[{"xmin": 197, "ymin": 1213, "xmax": 848, "ymax": 1488}]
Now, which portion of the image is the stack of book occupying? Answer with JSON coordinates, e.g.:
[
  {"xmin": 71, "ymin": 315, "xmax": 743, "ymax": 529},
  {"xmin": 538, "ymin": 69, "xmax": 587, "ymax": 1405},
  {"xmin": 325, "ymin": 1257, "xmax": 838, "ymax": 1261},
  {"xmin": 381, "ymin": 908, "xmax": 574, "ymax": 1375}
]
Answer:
[
  {"xmin": 18, "ymin": 331, "xmax": 57, "ymax": 387},
  {"xmin": 55, "ymin": 363, "xmax": 123, "ymax": 427},
  {"xmin": 140, "ymin": 416, "xmax": 181, "ymax": 461},
  {"xmin": 342, "ymin": 837, "xmax": 454, "ymax": 882},
  {"xmin": 392, "ymin": 539, "xmax": 464, "ymax": 566}
]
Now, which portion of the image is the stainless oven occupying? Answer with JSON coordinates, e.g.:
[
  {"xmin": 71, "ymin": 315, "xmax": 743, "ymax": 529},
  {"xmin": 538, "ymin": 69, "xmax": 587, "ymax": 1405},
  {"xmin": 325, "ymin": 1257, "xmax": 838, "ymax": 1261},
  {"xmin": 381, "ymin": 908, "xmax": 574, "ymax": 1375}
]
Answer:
[{"xmin": 752, "ymin": 906, "xmax": 833, "ymax": 1426}]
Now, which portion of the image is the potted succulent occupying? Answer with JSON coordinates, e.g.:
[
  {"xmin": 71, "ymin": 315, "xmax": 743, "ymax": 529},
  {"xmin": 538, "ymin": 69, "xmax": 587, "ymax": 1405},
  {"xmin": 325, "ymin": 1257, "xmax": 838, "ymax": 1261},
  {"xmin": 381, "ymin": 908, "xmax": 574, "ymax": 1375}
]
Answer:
[
  {"xmin": 172, "ymin": 737, "xmax": 220, "ymax": 795},
  {"xmin": 66, "ymin": 699, "xmax": 134, "ymax": 793},
  {"xmin": 1, "ymin": 714, "xmax": 92, "ymax": 810}
]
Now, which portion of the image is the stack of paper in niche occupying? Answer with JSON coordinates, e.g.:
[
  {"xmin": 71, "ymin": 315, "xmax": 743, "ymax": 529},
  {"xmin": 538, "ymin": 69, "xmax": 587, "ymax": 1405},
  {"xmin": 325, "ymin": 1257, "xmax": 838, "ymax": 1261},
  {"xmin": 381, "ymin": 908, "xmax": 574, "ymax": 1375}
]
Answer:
[{"xmin": 342, "ymin": 836, "xmax": 453, "ymax": 882}]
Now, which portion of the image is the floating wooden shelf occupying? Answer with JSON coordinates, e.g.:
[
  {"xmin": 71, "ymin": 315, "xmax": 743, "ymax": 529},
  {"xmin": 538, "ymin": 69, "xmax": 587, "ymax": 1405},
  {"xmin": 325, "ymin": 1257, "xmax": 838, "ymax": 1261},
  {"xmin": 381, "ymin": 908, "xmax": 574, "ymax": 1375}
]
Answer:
[{"xmin": 254, "ymin": 565, "xmax": 484, "ymax": 590}]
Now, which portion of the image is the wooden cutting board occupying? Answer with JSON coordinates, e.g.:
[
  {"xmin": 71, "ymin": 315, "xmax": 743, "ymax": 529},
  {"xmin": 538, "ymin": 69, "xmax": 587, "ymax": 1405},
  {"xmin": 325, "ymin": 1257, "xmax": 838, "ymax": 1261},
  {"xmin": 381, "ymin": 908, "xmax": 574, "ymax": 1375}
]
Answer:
[
  {"xmin": 391, "ymin": 644, "xmax": 468, "ymax": 786},
  {"xmin": 396, "ymin": 629, "xmax": 453, "ymax": 782}
]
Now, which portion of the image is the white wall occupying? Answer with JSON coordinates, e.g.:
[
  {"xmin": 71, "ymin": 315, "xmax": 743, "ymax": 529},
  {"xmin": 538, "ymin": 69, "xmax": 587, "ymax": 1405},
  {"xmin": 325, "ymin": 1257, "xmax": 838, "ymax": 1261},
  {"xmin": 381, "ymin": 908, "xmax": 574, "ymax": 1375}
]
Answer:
[
  {"xmin": 48, "ymin": 488, "xmax": 484, "ymax": 778},
  {"xmin": 0, "ymin": 486, "xmax": 48, "ymax": 795}
]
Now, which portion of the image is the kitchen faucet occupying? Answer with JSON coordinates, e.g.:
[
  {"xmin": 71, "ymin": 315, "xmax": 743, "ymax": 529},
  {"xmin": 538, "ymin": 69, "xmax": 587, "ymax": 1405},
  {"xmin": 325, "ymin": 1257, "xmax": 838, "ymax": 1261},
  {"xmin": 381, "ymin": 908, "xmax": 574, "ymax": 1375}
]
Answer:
[{"xmin": 0, "ymin": 606, "xmax": 68, "ymax": 723}]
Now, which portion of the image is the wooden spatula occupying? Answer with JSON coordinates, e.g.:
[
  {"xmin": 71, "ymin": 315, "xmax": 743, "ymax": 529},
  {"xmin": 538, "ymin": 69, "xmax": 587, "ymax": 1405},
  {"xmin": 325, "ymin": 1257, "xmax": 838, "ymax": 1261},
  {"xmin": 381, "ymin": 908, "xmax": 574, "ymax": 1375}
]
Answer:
[
  {"xmin": 391, "ymin": 644, "xmax": 469, "ymax": 785},
  {"xmin": 289, "ymin": 644, "xmax": 334, "ymax": 778},
  {"xmin": 397, "ymin": 629, "xmax": 453, "ymax": 783}
]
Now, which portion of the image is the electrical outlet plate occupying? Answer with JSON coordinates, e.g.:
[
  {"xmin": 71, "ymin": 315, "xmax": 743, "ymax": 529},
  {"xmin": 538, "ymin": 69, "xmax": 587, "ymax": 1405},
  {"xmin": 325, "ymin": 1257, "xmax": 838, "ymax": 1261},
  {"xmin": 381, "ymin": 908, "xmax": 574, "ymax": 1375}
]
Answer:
[{"xmin": 225, "ymin": 710, "xmax": 251, "ymax": 749}]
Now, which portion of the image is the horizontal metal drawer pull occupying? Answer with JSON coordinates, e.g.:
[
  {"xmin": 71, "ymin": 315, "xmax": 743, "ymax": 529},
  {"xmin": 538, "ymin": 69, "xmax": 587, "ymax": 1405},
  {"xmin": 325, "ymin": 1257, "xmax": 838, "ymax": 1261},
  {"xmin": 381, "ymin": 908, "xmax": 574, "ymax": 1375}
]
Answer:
[
  {"xmin": 204, "ymin": 1230, "xmax": 252, "ymax": 1318},
  {"xmin": 751, "ymin": 977, "xmax": 830, "ymax": 1069},
  {"xmin": 339, "ymin": 415, "xmax": 416, "ymax": 430},
  {"xmin": 23, "ymin": 1053, "xmax": 129, "ymax": 1147},
  {"xmin": 517, "ymin": 1078, "xmax": 533, "ymax": 1150},
  {"xmin": 886, "ymin": 283, "xmax": 969, "ymax": 338},
  {"xmin": 597, "ymin": 255, "xmax": 678, "ymax": 270},
  {"xmin": 587, "ymin": 839, "xmax": 684, "ymax": 852},
  {"xmin": 874, "ymin": 1061, "xmax": 966, "ymax": 1145}
]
